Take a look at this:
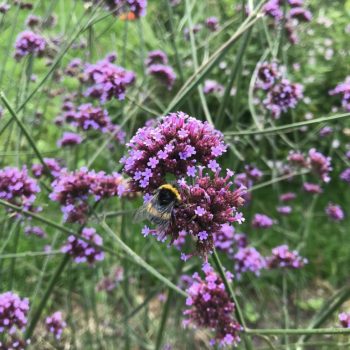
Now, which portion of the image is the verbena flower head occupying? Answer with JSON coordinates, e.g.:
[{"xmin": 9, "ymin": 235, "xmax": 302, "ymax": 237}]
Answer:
[
  {"xmin": 264, "ymin": 0, "xmax": 283, "ymax": 20},
  {"xmin": 267, "ymin": 245, "xmax": 307, "ymax": 269},
  {"xmin": 325, "ymin": 203, "xmax": 344, "ymax": 221},
  {"xmin": 234, "ymin": 247, "xmax": 266, "ymax": 278},
  {"xmin": 263, "ymin": 79, "xmax": 303, "ymax": 119},
  {"xmin": 329, "ymin": 76, "xmax": 350, "ymax": 111},
  {"xmin": 339, "ymin": 312, "xmax": 350, "ymax": 328},
  {"xmin": 61, "ymin": 227, "xmax": 104, "ymax": 265},
  {"xmin": 121, "ymin": 112, "xmax": 227, "ymax": 193},
  {"xmin": 168, "ymin": 168, "xmax": 246, "ymax": 258},
  {"xmin": 24, "ymin": 225, "xmax": 46, "ymax": 238},
  {"xmin": 0, "ymin": 166, "xmax": 40, "ymax": 210},
  {"xmin": 319, "ymin": 126, "xmax": 333, "ymax": 137},
  {"xmin": 104, "ymin": 0, "xmax": 147, "ymax": 18},
  {"xmin": 303, "ymin": 182, "xmax": 322, "ymax": 194},
  {"xmin": 308, "ymin": 148, "xmax": 332, "ymax": 183},
  {"xmin": 288, "ymin": 149, "xmax": 332, "ymax": 183},
  {"xmin": 31, "ymin": 158, "xmax": 61, "ymax": 178},
  {"xmin": 50, "ymin": 168, "xmax": 128, "ymax": 223},
  {"xmin": 289, "ymin": 7, "xmax": 312, "ymax": 21},
  {"xmin": 96, "ymin": 266, "xmax": 124, "ymax": 292},
  {"xmin": 205, "ymin": 17, "xmax": 219, "ymax": 31},
  {"xmin": 145, "ymin": 50, "xmax": 168, "ymax": 66},
  {"xmin": 45, "ymin": 311, "xmax": 66, "ymax": 339},
  {"xmin": 83, "ymin": 57, "xmax": 135, "ymax": 103},
  {"xmin": 183, "ymin": 264, "xmax": 242, "ymax": 347},
  {"xmin": 252, "ymin": 213, "xmax": 274, "ymax": 229},
  {"xmin": 147, "ymin": 64, "xmax": 176, "ymax": 90},
  {"xmin": 57, "ymin": 132, "xmax": 82, "ymax": 147},
  {"xmin": 14, "ymin": 30, "xmax": 46, "ymax": 60},
  {"xmin": 25, "ymin": 14, "xmax": 40, "ymax": 27},
  {"xmin": 280, "ymin": 192, "xmax": 296, "ymax": 202},
  {"xmin": 256, "ymin": 61, "xmax": 281, "ymax": 90},
  {"xmin": 0, "ymin": 3, "xmax": 10, "ymax": 13},
  {"xmin": 213, "ymin": 223, "xmax": 236, "ymax": 254},
  {"xmin": 65, "ymin": 58, "xmax": 83, "ymax": 77},
  {"xmin": 71, "ymin": 103, "xmax": 114, "ymax": 133},
  {"xmin": 276, "ymin": 205, "xmax": 292, "ymax": 215},
  {"xmin": 0, "ymin": 292, "xmax": 29, "ymax": 334},
  {"xmin": 340, "ymin": 168, "xmax": 350, "ymax": 183},
  {"xmin": 203, "ymin": 80, "xmax": 224, "ymax": 95}
]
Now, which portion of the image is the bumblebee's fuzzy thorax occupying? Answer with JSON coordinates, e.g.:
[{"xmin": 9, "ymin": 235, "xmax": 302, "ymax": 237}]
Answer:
[{"xmin": 158, "ymin": 184, "xmax": 181, "ymax": 202}]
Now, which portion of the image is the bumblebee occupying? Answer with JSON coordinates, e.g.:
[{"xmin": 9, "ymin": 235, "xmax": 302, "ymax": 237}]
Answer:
[{"xmin": 135, "ymin": 184, "xmax": 181, "ymax": 230}]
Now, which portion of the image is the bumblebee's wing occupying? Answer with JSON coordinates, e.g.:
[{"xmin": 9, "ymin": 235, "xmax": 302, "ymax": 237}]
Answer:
[{"xmin": 133, "ymin": 202, "xmax": 150, "ymax": 223}]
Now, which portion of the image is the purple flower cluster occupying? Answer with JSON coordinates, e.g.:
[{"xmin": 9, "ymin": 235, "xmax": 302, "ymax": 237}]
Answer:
[
  {"xmin": 121, "ymin": 112, "xmax": 227, "ymax": 193},
  {"xmin": 308, "ymin": 149, "xmax": 332, "ymax": 183},
  {"xmin": 104, "ymin": 0, "xmax": 147, "ymax": 18},
  {"xmin": 61, "ymin": 227, "xmax": 104, "ymax": 265},
  {"xmin": 0, "ymin": 291, "xmax": 29, "ymax": 334},
  {"xmin": 147, "ymin": 64, "xmax": 176, "ymax": 90},
  {"xmin": 325, "ymin": 203, "xmax": 344, "ymax": 221},
  {"xmin": 0, "ymin": 166, "xmax": 40, "ymax": 210},
  {"xmin": 65, "ymin": 58, "xmax": 83, "ymax": 77},
  {"xmin": 234, "ymin": 247, "xmax": 266, "ymax": 277},
  {"xmin": 169, "ymin": 168, "xmax": 246, "ymax": 258},
  {"xmin": 57, "ymin": 132, "xmax": 82, "ymax": 147},
  {"xmin": 0, "ymin": 3, "xmax": 10, "ymax": 14},
  {"xmin": 57, "ymin": 103, "xmax": 125, "ymax": 143},
  {"xmin": 145, "ymin": 50, "xmax": 168, "ymax": 66},
  {"xmin": 252, "ymin": 213, "xmax": 274, "ymax": 229},
  {"xmin": 83, "ymin": 57, "xmax": 135, "ymax": 103},
  {"xmin": 50, "ymin": 167, "xmax": 128, "ymax": 223},
  {"xmin": 205, "ymin": 17, "xmax": 219, "ymax": 31},
  {"xmin": 203, "ymin": 80, "xmax": 224, "ymax": 95},
  {"xmin": 339, "ymin": 312, "xmax": 350, "ymax": 328},
  {"xmin": 319, "ymin": 126, "xmax": 333, "ymax": 137},
  {"xmin": 280, "ymin": 192, "xmax": 296, "ymax": 202},
  {"xmin": 256, "ymin": 62, "xmax": 281, "ymax": 90},
  {"xmin": 288, "ymin": 148, "xmax": 332, "ymax": 183},
  {"xmin": 340, "ymin": 168, "xmax": 350, "ymax": 183},
  {"xmin": 31, "ymin": 158, "xmax": 61, "ymax": 178},
  {"xmin": 329, "ymin": 76, "xmax": 350, "ymax": 111},
  {"xmin": 255, "ymin": 62, "xmax": 303, "ymax": 118},
  {"xmin": 183, "ymin": 264, "xmax": 242, "ymax": 347},
  {"xmin": 145, "ymin": 51, "xmax": 176, "ymax": 90},
  {"xmin": 96, "ymin": 266, "xmax": 124, "ymax": 292},
  {"xmin": 24, "ymin": 225, "xmax": 46, "ymax": 238},
  {"xmin": 45, "ymin": 311, "xmax": 67, "ymax": 339},
  {"xmin": 263, "ymin": 79, "xmax": 303, "ymax": 119},
  {"xmin": 264, "ymin": 0, "xmax": 312, "ymax": 44},
  {"xmin": 303, "ymin": 182, "xmax": 322, "ymax": 194},
  {"xmin": 25, "ymin": 14, "xmax": 40, "ymax": 27},
  {"xmin": 213, "ymin": 224, "xmax": 247, "ymax": 254},
  {"xmin": 267, "ymin": 245, "xmax": 307, "ymax": 269},
  {"xmin": 276, "ymin": 205, "xmax": 292, "ymax": 215},
  {"xmin": 14, "ymin": 30, "xmax": 46, "ymax": 60}
]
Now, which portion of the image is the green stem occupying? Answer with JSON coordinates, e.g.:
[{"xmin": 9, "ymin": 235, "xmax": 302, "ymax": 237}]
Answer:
[
  {"xmin": 245, "ymin": 328, "xmax": 350, "ymax": 336},
  {"xmin": 212, "ymin": 250, "xmax": 246, "ymax": 327},
  {"xmin": 0, "ymin": 199, "xmax": 119, "ymax": 257},
  {"xmin": 217, "ymin": 28, "xmax": 252, "ymax": 129},
  {"xmin": 0, "ymin": 92, "xmax": 49, "ymax": 171},
  {"xmin": 224, "ymin": 112, "xmax": 350, "ymax": 136},
  {"xmin": 25, "ymin": 254, "xmax": 70, "ymax": 339},
  {"xmin": 212, "ymin": 250, "xmax": 253, "ymax": 350},
  {"xmin": 101, "ymin": 221, "xmax": 187, "ymax": 298},
  {"xmin": 155, "ymin": 260, "xmax": 184, "ymax": 350}
]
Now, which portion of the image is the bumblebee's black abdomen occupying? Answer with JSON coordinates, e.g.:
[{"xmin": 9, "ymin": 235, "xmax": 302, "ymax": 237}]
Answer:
[{"xmin": 158, "ymin": 188, "xmax": 177, "ymax": 206}]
